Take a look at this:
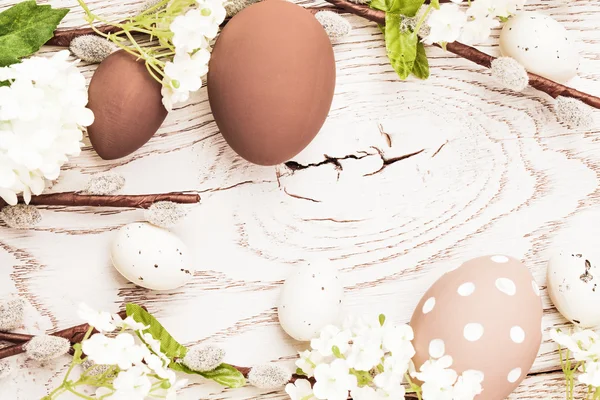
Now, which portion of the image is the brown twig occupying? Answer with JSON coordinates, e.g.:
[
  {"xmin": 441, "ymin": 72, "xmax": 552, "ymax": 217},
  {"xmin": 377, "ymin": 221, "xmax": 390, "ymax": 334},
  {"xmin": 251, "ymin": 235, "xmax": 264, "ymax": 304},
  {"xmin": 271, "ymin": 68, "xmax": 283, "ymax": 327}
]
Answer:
[
  {"xmin": 0, "ymin": 332, "xmax": 32, "ymax": 343},
  {"xmin": 0, "ymin": 310, "xmax": 129, "ymax": 360},
  {"xmin": 46, "ymin": 7, "xmax": 340, "ymax": 48},
  {"xmin": 0, "ymin": 192, "xmax": 200, "ymax": 210},
  {"xmin": 47, "ymin": 25, "xmax": 120, "ymax": 47},
  {"xmin": 323, "ymin": 0, "xmax": 600, "ymax": 109}
]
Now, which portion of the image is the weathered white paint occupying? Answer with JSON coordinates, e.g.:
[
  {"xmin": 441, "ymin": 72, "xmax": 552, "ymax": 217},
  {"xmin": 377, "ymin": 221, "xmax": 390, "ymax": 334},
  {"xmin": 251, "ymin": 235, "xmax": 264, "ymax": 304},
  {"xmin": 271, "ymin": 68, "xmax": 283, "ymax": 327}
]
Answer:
[{"xmin": 1, "ymin": 0, "xmax": 599, "ymax": 398}]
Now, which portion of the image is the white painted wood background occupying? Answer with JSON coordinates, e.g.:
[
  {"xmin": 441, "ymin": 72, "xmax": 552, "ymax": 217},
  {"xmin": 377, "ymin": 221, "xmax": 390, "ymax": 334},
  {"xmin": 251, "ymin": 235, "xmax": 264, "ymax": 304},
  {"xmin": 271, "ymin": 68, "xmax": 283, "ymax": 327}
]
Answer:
[{"xmin": 1, "ymin": 0, "xmax": 599, "ymax": 398}]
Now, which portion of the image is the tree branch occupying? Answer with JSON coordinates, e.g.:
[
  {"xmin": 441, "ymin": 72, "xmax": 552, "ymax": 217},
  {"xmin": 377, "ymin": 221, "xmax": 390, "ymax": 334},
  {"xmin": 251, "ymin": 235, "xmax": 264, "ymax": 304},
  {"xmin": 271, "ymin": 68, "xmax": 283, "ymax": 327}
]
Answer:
[
  {"xmin": 0, "ymin": 192, "xmax": 200, "ymax": 210},
  {"xmin": 322, "ymin": 0, "xmax": 600, "ymax": 109}
]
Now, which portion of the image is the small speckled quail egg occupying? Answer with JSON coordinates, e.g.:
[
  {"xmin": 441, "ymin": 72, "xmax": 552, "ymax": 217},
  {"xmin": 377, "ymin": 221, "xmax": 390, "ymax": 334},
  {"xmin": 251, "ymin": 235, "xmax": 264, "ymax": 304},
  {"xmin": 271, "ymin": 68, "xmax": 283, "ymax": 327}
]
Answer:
[
  {"xmin": 548, "ymin": 251, "xmax": 600, "ymax": 328},
  {"xmin": 499, "ymin": 12, "xmax": 579, "ymax": 83},
  {"xmin": 111, "ymin": 223, "xmax": 195, "ymax": 290},
  {"xmin": 278, "ymin": 260, "xmax": 344, "ymax": 341}
]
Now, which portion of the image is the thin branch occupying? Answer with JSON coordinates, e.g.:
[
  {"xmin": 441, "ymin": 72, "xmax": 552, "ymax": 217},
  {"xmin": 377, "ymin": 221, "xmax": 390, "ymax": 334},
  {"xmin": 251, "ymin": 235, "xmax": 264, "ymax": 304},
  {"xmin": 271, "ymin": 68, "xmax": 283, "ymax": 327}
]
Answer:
[
  {"xmin": 0, "ymin": 310, "xmax": 129, "ymax": 360},
  {"xmin": 48, "ymin": 24, "xmax": 120, "ymax": 46},
  {"xmin": 0, "ymin": 192, "xmax": 200, "ymax": 210},
  {"xmin": 322, "ymin": 0, "xmax": 600, "ymax": 110}
]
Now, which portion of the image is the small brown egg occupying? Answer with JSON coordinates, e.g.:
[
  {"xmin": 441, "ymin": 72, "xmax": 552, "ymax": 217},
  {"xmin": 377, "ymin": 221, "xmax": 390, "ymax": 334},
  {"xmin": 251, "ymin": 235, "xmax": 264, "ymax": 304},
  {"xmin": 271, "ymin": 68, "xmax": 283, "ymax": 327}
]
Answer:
[
  {"xmin": 207, "ymin": 0, "xmax": 336, "ymax": 166},
  {"xmin": 87, "ymin": 50, "xmax": 167, "ymax": 160},
  {"xmin": 410, "ymin": 256, "xmax": 543, "ymax": 399}
]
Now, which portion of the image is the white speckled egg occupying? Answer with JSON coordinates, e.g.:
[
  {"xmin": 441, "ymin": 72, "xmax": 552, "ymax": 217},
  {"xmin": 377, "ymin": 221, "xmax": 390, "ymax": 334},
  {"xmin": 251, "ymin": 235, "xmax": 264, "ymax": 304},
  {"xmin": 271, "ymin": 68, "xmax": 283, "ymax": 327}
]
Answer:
[
  {"xmin": 278, "ymin": 260, "xmax": 344, "ymax": 341},
  {"xmin": 499, "ymin": 12, "xmax": 579, "ymax": 83},
  {"xmin": 111, "ymin": 223, "xmax": 194, "ymax": 290},
  {"xmin": 411, "ymin": 256, "xmax": 543, "ymax": 399},
  {"xmin": 548, "ymin": 251, "xmax": 600, "ymax": 328}
]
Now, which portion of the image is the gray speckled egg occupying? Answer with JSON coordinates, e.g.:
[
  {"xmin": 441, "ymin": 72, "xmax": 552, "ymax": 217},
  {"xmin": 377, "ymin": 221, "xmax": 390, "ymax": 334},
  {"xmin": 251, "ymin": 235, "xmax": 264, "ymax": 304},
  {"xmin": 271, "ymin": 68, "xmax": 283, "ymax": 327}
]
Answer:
[
  {"xmin": 111, "ymin": 223, "xmax": 194, "ymax": 290},
  {"xmin": 548, "ymin": 251, "xmax": 600, "ymax": 328},
  {"xmin": 278, "ymin": 260, "xmax": 344, "ymax": 341},
  {"xmin": 499, "ymin": 12, "xmax": 579, "ymax": 83}
]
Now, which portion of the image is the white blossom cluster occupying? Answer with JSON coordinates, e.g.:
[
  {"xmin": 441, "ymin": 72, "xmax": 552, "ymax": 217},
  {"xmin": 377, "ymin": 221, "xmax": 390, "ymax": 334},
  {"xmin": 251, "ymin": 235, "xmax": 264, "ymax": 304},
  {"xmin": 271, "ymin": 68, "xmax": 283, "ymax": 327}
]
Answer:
[
  {"xmin": 78, "ymin": 304, "xmax": 188, "ymax": 399},
  {"xmin": 286, "ymin": 315, "xmax": 484, "ymax": 400},
  {"xmin": 422, "ymin": 0, "xmax": 527, "ymax": 45},
  {"xmin": 161, "ymin": 0, "xmax": 226, "ymax": 111},
  {"xmin": 0, "ymin": 51, "xmax": 93, "ymax": 206},
  {"xmin": 551, "ymin": 328, "xmax": 600, "ymax": 388}
]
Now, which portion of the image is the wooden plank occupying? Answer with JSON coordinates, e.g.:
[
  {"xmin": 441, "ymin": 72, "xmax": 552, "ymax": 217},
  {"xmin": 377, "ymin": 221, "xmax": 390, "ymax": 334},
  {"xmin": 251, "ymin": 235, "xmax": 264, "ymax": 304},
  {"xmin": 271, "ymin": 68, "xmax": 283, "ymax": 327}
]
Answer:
[{"xmin": 0, "ymin": 0, "xmax": 599, "ymax": 398}]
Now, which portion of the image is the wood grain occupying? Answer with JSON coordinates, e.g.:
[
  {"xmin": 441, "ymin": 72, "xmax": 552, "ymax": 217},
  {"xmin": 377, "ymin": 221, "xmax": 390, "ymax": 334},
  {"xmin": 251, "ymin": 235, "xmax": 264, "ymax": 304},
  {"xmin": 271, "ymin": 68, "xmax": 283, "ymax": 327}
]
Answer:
[{"xmin": 1, "ymin": 0, "xmax": 599, "ymax": 399}]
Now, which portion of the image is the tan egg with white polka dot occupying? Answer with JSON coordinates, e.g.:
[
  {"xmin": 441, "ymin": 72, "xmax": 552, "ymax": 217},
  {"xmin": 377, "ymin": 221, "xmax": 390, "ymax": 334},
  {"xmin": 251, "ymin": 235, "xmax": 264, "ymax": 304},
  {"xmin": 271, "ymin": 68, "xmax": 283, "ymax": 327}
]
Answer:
[{"xmin": 410, "ymin": 255, "xmax": 543, "ymax": 400}]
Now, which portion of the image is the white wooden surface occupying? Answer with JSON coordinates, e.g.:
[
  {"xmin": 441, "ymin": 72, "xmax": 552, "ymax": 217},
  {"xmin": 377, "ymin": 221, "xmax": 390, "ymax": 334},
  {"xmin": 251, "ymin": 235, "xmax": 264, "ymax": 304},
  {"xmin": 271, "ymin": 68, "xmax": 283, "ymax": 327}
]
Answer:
[{"xmin": 1, "ymin": 0, "xmax": 599, "ymax": 398}]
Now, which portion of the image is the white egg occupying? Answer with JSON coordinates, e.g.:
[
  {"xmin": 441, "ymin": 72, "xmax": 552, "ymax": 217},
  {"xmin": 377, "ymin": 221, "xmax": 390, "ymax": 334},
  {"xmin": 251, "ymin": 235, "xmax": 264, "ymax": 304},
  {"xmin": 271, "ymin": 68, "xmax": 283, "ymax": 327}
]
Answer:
[
  {"xmin": 548, "ymin": 251, "xmax": 600, "ymax": 328},
  {"xmin": 278, "ymin": 260, "xmax": 344, "ymax": 341},
  {"xmin": 111, "ymin": 223, "xmax": 195, "ymax": 290},
  {"xmin": 499, "ymin": 12, "xmax": 579, "ymax": 83}
]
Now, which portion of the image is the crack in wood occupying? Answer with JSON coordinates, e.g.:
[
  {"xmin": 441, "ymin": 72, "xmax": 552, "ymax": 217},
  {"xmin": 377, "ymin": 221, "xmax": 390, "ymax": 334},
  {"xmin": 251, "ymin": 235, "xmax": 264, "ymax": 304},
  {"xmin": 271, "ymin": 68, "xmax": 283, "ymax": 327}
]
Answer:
[
  {"xmin": 283, "ymin": 188, "xmax": 322, "ymax": 203},
  {"xmin": 284, "ymin": 153, "xmax": 370, "ymax": 171},
  {"xmin": 364, "ymin": 148, "xmax": 426, "ymax": 176}
]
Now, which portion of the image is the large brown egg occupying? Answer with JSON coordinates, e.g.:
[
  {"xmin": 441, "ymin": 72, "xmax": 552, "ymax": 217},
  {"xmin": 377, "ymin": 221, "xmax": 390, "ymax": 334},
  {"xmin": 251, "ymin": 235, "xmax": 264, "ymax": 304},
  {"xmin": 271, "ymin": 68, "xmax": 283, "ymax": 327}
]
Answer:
[
  {"xmin": 410, "ymin": 256, "xmax": 543, "ymax": 399},
  {"xmin": 87, "ymin": 50, "xmax": 167, "ymax": 160},
  {"xmin": 207, "ymin": 0, "xmax": 336, "ymax": 166}
]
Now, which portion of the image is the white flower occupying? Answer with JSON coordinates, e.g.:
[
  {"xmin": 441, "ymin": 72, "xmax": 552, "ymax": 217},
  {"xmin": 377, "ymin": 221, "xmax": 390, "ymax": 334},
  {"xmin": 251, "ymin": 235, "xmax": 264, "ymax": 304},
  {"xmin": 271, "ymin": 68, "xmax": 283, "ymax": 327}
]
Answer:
[
  {"xmin": 373, "ymin": 355, "xmax": 409, "ymax": 391},
  {"xmin": 311, "ymin": 325, "xmax": 352, "ymax": 357},
  {"xmin": 170, "ymin": 0, "xmax": 225, "ymax": 53},
  {"xmin": 424, "ymin": 4, "xmax": 467, "ymax": 45},
  {"xmin": 82, "ymin": 333, "xmax": 147, "ymax": 369},
  {"xmin": 170, "ymin": 9, "xmax": 210, "ymax": 53},
  {"xmin": 166, "ymin": 378, "xmax": 188, "ymax": 400},
  {"xmin": 460, "ymin": 16, "xmax": 499, "ymax": 45},
  {"xmin": 351, "ymin": 386, "xmax": 381, "ymax": 400},
  {"xmin": 145, "ymin": 353, "xmax": 174, "ymax": 382},
  {"xmin": 579, "ymin": 361, "xmax": 600, "ymax": 387},
  {"xmin": 161, "ymin": 50, "xmax": 211, "ymax": 111},
  {"xmin": 382, "ymin": 324, "xmax": 415, "ymax": 360},
  {"xmin": 140, "ymin": 332, "xmax": 170, "ymax": 363},
  {"xmin": 452, "ymin": 370, "xmax": 484, "ymax": 400},
  {"xmin": 346, "ymin": 334, "xmax": 384, "ymax": 371},
  {"xmin": 82, "ymin": 334, "xmax": 121, "ymax": 365},
  {"xmin": 467, "ymin": 0, "xmax": 526, "ymax": 19},
  {"xmin": 413, "ymin": 355, "xmax": 457, "ymax": 400},
  {"xmin": 550, "ymin": 328, "xmax": 600, "ymax": 362},
  {"xmin": 197, "ymin": 0, "xmax": 227, "ymax": 30},
  {"xmin": 313, "ymin": 359, "xmax": 357, "ymax": 400},
  {"xmin": 351, "ymin": 385, "xmax": 405, "ymax": 400},
  {"xmin": 78, "ymin": 303, "xmax": 115, "ymax": 332},
  {"xmin": 164, "ymin": 50, "xmax": 210, "ymax": 92},
  {"xmin": 0, "ymin": 51, "xmax": 91, "ymax": 205},
  {"xmin": 488, "ymin": 0, "xmax": 525, "ymax": 18},
  {"xmin": 346, "ymin": 315, "xmax": 384, "ymax": 342},
  {"xmin": 112, "ymin": 314, "xmax": 148, "ymax": 331},
  {"xmin": 285, "ymin": 379, "xmax": 316, "ymax": 400},
  {"xmin": 296, "ymin": 350, "xmax": 324, "ymax": 377},
  {"xmin": 112, "ymin": 366, "xmax": 152, "ymax": 400}
]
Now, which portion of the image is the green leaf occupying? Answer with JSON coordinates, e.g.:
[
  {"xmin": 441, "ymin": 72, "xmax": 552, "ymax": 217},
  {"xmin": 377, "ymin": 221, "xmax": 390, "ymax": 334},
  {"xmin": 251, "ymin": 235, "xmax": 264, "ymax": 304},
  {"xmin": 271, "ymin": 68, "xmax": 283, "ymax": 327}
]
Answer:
[
  {"xmin": 332, "ymin": 345, "xmax": 344, "ymax": 359},
  {"xmin": 350, "ymin": 369, "xmax": 373, "ymax": 386},
  {"xmin": 126, "ymin": 303, "xmax": 187, "ymax": 359},
  {"xmin": 385, "ymin": 13, "xmax": 418, "ymax": 80},
  {"xmin": 412, "ymin": 42, "xmax": 430, "ymax": 79},
  {"xmin": 378, "ymin": 314, "xmax": 386, "ymax": 326},
  {"xmin": 170, "ymin": 362, "xmax": 246, "ymax": 388},
  {"xmin": 369, "ymin": 0, "xmax": 388, "ymax": 11},
  {"xmin": 0, "ymin": 1, "xmax": 69, "ymax": 67},
  {"xmin": 383, "ymin": 0, "xmax": 425, "ymax": 16}
]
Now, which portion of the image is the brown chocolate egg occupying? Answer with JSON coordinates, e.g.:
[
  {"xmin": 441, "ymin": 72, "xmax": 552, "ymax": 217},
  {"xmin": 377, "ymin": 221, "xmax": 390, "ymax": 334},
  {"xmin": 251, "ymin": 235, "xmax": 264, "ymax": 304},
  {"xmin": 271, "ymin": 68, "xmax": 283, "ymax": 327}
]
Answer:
[
  {"xmin": 207, "ymin": 0, "xmax": 336, "ymax": 166},
  {"xmin": 87, "ymin": 50, "xmax": 167, "ymax": 160},
  {"xmin": 410, "ymin": 256, "xmax": 543, "ymax": 399}
]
